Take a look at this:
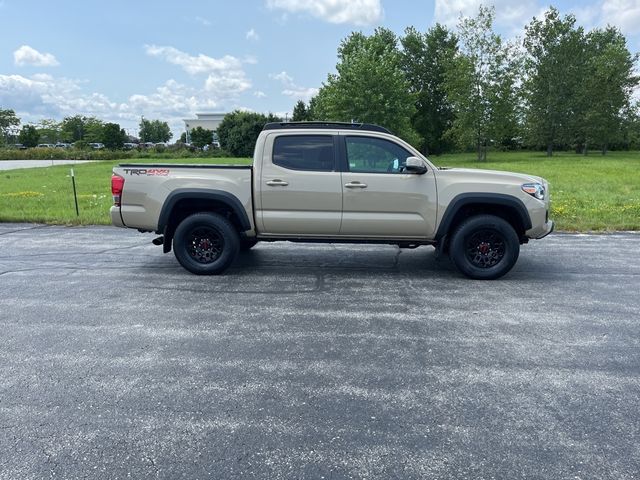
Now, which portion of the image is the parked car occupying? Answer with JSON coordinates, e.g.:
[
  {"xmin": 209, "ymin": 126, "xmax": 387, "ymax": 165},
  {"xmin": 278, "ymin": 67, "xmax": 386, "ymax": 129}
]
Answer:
[
  {"xmin": 37, "ymin": 143, "xmax": 56, "ymax": 148},
  {"xmin": 110, "ymin": 122, "xmax": 553, "ymax": 279},
  {"xmin": 123, "ymin": 142, "xmax": 137, "ymax": 150},
  {"xmin": 55, "ymin": 143, "xmax": 71, "ymax": 149},
  {"xmin": 88, "ymin": 143, "xmax": 105, "ymax": 149}
]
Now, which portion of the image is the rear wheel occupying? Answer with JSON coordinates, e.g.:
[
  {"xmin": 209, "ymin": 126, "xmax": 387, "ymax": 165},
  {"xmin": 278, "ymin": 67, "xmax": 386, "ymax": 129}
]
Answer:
[
  {"xmin": 449, "ymin": 214, "xmax": 520, "ymax": 280},
  {"xmin": 173, "ymin": 213, "xmax": 239, "ymax": 275}
]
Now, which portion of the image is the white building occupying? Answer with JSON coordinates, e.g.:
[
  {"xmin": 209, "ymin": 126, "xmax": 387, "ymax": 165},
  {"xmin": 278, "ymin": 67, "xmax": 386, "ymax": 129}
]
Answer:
[{"xmin": 183, "ymin": 113, "xmax": 227, "ymax": 142}]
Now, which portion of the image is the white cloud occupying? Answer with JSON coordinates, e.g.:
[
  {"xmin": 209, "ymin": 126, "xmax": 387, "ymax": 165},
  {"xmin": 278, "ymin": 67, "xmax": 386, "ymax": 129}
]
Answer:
[
  {"xmin": 144, "ymin": 45, "xmax": 247, "ymax": 76},
  {"xmin": 269, "ymin": 71, "xmax": 294, "ymax": 85},
  {"xmin": 144, "ymin": 44, "xmax": 252, "ymax": 98},
  {"xmin": 269, "ymin": 70, "xmax": 318, "ymax": 101},
  {"xmin": 246, "ymin": 28, "xmax": 259, "ymax": 41},
  {"xmin": 266, "ymin": 0, "xmax": 383, "ymax": 25},
  {"xmin": 195, "ymin": 16, "xmax": 211, "ymax": 27},
  {"xmin": 600, "ymin": 0, "xmax": 640, "ymax": 34},
  {"xmin": 13, "ymin": 45, "xmax": 60, "ymax": 67},
  {"xmin": 0, "ymin": 72, "xmax": 245, "ymax": 138},
  {"xmin": 282, "ymin": 86, "xmax": 319, "ymax": 101},
  {"xmin": 0, "ymin": 73, "xmax": 115, "ymax": 119},
  {"xmin": 253, "ymin": 90, "xmax": 267, "ymax": 98},
  {"xmin": 434, "ymin": 0, "xmax": 539, "ymax": 32}
]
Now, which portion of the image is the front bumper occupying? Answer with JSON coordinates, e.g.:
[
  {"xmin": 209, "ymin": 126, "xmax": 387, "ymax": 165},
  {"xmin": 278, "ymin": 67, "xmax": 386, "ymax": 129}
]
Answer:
[{"xmin": 534, "ymin": 220, "xmax": 554, "ymax": 239}]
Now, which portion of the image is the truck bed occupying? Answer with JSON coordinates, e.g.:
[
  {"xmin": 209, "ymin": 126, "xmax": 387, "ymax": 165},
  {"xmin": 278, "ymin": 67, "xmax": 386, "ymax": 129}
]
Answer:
[{"xmin": 112, "ymin": 163, "xmax": 254, "ymax": 232}]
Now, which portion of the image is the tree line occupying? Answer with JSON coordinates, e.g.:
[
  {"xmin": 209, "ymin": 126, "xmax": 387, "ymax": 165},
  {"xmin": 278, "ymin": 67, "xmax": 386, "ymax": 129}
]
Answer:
[
  {"xmin": 0, "ymin": 112, "xmax": 173, "ymax": 149},
  {"xmin": 293, "ymin": 6, "xmax": 639, "ymax": 160}
]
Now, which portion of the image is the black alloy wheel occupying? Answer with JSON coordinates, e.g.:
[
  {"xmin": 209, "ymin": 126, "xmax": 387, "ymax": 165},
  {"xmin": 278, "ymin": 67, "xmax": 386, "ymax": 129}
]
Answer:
[
  {"xmin": 173, "ymin": 212, "xmax": 239, "ymax": 275},
  {"xmin": 449, "ymin": 214, "xmax": 520, "ymax": 280}
]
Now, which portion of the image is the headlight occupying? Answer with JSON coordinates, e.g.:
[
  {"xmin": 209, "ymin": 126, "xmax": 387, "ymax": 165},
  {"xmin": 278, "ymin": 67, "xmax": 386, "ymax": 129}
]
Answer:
[{"xmin": 522, "ymin": 183, "xmax": 545, "ymax": 200}]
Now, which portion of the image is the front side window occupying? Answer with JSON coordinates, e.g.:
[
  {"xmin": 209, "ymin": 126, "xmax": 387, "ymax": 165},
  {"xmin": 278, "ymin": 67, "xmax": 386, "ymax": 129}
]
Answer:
[
  {"xmin": 273, "ymin": 135, "xmax": 335, "ymax": 171},
  {"xmin": 346, "ymin": 136, "xmax": 413, "ymax": 174}
]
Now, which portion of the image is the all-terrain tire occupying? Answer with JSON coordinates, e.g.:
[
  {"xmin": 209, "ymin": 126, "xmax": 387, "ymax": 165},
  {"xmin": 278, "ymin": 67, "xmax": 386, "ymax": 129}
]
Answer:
[
  {"xmin": 173, "ymin": 212, "xmax": 240, "ymax": 275},
  {"xmin": 449, "ymin": 214, "xmax": 520, "ymax": 280}
]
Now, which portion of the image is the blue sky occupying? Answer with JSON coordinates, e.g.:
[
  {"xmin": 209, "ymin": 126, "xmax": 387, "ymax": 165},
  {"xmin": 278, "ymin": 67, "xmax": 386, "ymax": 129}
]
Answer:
[{"xmin": 1, "ymin": 0, "xmax": 639, "ymax": 137}]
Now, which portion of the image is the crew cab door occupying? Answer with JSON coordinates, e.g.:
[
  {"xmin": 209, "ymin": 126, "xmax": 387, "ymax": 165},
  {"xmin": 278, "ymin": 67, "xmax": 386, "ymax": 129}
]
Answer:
[
  {"xmin": 258, "ymin": 133, "xmax": 342, "ymax": 235},
  {"xmin": 339, "ymin": 135, "xmax": 437, "ymax": 238}
]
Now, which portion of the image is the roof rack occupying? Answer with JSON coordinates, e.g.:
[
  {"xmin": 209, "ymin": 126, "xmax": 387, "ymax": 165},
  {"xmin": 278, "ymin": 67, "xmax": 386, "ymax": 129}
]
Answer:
[{"xmin": 262, "ymin": 121, "xmax": 392, "ymax": 134}]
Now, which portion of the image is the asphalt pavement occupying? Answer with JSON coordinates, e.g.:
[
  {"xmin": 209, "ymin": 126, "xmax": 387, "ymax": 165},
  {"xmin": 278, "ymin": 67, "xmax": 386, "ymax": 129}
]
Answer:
[{"xmin": 0, "ymin": 224, "xmax": 639, "ymax": 479}]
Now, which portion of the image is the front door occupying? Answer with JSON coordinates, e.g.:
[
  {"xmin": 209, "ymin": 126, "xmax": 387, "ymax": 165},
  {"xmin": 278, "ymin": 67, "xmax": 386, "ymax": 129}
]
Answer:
[{"xmin": 339, "ymin": 135, "xmax": 437, "ymax": 238}]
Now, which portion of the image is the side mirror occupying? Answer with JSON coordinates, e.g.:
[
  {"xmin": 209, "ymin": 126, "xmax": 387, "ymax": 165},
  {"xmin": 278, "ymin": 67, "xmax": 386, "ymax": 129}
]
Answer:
[{"xmin": 405, "ymin": 156, "xmax": 427, "ymax": 175}]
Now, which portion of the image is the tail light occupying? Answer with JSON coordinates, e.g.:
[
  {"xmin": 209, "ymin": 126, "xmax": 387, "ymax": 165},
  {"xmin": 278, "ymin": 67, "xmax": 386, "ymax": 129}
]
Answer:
[{"xmin": 111, "ymin": 174, "xmax": 124, "ymax": 206}]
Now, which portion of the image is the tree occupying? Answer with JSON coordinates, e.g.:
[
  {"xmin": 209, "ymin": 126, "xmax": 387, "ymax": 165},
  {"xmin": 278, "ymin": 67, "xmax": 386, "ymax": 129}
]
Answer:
[
  {"xmin": 102, "ymin": 123, "xmax": 126, "ymax": 149},
  {"xmin": 190, "ymin": 126, "xmax": 213, "ymax": 148},
  {"xmin": 139, "ymin": 118, "xmax": 172, "ymax": 143},
  {"xmin": 60, "ymin": 115, "xmax": 87, "ymax": 143},
  {"xmin": 444, "ymin": 5, "xmax": 520, "ymax": 161},
  {"xmin": 313, "ymin": 28, "xmax": 418, "ymax": 144},
  {"xmin": 523, "ymin": 8, "xmax": 585, "ymax": 156},
  {"xmin": 36, "ymin": 119, "xmax": 62, "ymax": 144},
  {"xmin": 0, "ymin": 108, "xmax": 20, "ymax": 145},
  {"xmin": 292, "ymin": 100, "xmax": 311, "ymax": 121},
  {"xmin": 578, "ymin": 27, "xmax": 639, "ymax": 154},
  {"xmin": 179, "ymin": 132, "xmax": 187, "ymax": 143},
  {"xmin": 84, "ymin": 118, "xmax": 105, "ymax": 143},
  {"xmin": 18, "ymin": 125, "xmax": 40, "ymax": 147},
  {"xmin": 217, "ymin": 111, "xmax": 281, "ymax": 157},
  {"xmin": 401, "ymin": 25, "xmax": 458, "ymax": 155}
]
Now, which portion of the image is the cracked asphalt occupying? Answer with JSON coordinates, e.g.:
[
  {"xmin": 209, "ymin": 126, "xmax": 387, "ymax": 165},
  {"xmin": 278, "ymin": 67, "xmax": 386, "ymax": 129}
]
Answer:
[{"xmin": 0, "ymin": 224, "xmax": 639, "ymax": 479}]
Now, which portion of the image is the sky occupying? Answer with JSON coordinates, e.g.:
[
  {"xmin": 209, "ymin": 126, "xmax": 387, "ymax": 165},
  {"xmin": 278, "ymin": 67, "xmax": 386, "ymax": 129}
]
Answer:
[{"xmin": 1, "ymin": 0, "xmax": 639, "ymax": 138}]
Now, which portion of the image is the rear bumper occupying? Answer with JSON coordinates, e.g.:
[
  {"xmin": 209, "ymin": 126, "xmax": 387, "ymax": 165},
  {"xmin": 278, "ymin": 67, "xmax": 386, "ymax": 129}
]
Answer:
[{"xmin": 110, "ymin": 206, "xmax": 125, "ymax": 228}]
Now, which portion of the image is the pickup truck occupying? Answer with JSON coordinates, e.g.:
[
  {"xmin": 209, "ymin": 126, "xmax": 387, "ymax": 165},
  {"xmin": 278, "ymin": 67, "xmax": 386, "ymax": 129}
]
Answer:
[{"xmin": 111, "ymin": 122, "xmax": 553, "ymax": 279}]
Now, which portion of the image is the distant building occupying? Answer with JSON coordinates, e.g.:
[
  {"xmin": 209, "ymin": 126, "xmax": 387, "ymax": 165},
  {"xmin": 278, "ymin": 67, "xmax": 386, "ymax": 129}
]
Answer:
[{"xmin": 183, "ymin": 113, "xmax": 227, "ymax": 143}]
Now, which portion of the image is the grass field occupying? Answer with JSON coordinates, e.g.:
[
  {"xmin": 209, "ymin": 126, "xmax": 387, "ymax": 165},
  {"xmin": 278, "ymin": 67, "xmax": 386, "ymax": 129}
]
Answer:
[{"xmin": 0, "ymin": 151, "xmax": 639, "ymax": 230}]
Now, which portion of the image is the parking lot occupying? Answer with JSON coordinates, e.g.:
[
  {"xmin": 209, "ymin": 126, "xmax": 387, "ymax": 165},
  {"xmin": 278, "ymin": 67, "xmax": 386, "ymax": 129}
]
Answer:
[{"xmin": 1, "ymin": 224, "xmax": 639, "ymax": 479}]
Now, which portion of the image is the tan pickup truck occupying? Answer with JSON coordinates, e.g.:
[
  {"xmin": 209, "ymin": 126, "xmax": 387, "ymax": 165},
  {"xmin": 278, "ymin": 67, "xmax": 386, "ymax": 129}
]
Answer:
[{"xmin": 111, "ymin": 122, "xmax": 553, "ymax": 279}]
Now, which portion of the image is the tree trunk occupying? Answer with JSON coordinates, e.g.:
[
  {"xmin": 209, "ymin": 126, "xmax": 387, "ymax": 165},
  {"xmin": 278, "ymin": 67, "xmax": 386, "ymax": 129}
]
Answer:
[
  {"xmin": 582, "ymin": 142, "xmax": 588, "ymax": 156},
  {"xmin": 602, "ymin": 143, "xmax": 608, "ymax": 155},
  {"xmin": 546, "ymin": 143, "xmax": 553, "ymax": 157}
]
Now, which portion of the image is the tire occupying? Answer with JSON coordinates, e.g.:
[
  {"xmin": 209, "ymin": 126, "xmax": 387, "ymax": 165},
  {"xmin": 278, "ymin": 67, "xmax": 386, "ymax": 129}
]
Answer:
[
  {"xmin": 173, "ymin": 212, "xmax": 240, "ymax": 275},
  {"xmin": 448, "ymin": 214, "xmax": 520, "ymax": 280},
  {"xmin": 239, "ymin": 238, "xmax": 258, "ymax": 251}
]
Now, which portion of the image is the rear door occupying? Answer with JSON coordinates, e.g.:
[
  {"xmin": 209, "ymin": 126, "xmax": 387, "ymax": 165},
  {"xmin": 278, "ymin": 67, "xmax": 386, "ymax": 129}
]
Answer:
[
  {"xmin": 339, "ymin": 135, "xmax": 437, "ymax": 238},
  {"xmin": 259, "ymin": 133, "xmax": 342, "ymax": 235}
]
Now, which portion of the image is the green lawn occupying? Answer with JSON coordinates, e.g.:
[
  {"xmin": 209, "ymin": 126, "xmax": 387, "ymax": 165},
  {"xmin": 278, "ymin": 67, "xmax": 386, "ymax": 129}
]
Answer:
[{"xmin": 0, "ymin": 151, "xmax": 639, "ymax": 230}]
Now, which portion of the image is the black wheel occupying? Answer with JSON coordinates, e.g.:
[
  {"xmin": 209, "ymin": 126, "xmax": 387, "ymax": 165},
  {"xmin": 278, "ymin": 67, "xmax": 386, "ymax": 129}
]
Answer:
[
  {"xmin": 239, "ymin": 238, "xmax": 258, "ymax": 251},
  {"xmin": 173, "ymin": 213, "xmax": 239, "ymax": 275},
  {"xmin": 448, "ymin": 214, "xmax": 520, "ymax": 280}
]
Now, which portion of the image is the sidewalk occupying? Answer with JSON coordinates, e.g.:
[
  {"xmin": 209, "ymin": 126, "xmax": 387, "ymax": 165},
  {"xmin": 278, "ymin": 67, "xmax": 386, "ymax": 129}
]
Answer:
[{"xmin": 0, "ymin": 159, "xmax": 96, "ymax": 171}]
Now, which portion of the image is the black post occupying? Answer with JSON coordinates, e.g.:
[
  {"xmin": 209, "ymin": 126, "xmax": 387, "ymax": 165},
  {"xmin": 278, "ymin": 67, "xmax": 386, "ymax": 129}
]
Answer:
[{"xmin": 70, "ymin": 168, "xmax": 79, "ymax": 217}]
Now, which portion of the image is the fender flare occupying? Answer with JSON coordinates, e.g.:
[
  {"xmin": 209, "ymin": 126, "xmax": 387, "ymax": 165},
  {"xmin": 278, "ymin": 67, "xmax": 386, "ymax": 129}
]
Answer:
[
  {"xmin": 435, "ymin": 193, "xmax": 532, "ymax": 240},
  {"xmin": 157, "ymin": 188, "xmax": 252, "ymax": 233}
]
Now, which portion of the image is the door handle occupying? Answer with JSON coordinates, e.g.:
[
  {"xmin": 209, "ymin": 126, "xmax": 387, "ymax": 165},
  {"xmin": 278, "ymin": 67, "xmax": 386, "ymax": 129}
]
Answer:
[
  {"xmin": 344, "ymin": 182, "xmax": 367, "ymax": 189},
  {"xmin": 266, "ymin": 179, "xmax": 289, "ymax": 186}
]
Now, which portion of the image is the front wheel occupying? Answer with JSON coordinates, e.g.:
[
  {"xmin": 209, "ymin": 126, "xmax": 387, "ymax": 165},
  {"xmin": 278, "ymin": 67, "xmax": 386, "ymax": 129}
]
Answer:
[
  {"xmin": 449, "ymin": 215, "xmax": 520, "ymax": 280},
  {"xmin": 173, "ymin": 212, "xmax": 240, "ymax": 275}
]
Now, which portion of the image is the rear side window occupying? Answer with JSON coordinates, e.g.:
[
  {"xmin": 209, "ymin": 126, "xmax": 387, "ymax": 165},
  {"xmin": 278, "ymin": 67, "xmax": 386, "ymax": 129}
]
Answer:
[{"xmin": 272, "ymin": 135, "xmax": 335, "ymax": 171}]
